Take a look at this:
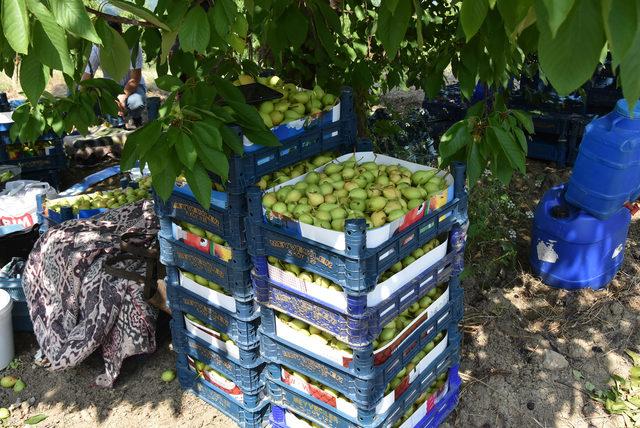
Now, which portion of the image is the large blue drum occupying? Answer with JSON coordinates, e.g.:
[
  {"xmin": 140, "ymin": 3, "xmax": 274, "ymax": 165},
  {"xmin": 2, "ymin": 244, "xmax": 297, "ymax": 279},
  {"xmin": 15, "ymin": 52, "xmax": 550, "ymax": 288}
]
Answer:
[
  {"xmin": 531, "ymin": 184, "xmax": 630, "ymax": 290},
  {"xmin": 565, "ymin": 99, "xmax": 640, "ymax": 219}
]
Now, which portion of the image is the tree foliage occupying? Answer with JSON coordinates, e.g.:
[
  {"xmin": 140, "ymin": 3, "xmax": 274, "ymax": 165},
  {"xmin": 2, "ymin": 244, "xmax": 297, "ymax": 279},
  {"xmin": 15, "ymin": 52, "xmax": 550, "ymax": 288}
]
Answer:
[{"xmin": 0, "ymin": 0, "xmax": 639, "ymax": 206}]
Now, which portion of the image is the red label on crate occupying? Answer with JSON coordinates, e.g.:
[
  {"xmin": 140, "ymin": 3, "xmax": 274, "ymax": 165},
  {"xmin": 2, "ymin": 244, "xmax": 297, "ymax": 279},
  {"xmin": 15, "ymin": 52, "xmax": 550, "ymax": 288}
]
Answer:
[
  {"xmin": 427, "ymin": 393, "xmax": 436, "ymax": 412},
  {"xmin": 183, "ymin": 231, "xmax": 211, "ymax": 254},
  {"xmin": 395, "ymin": 376, "xmax": 411, "ymax": 399},
  {"xmin": 398, "ymin": 203, "xmax": 427, "ymax": 232}
]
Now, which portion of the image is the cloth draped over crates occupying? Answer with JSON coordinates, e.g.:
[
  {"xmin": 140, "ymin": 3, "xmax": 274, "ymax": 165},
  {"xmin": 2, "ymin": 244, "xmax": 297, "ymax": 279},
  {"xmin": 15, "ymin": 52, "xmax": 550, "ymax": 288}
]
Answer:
[{"xmin": 22, "ymin": 200, "xmax": 159, "ymax": 387}]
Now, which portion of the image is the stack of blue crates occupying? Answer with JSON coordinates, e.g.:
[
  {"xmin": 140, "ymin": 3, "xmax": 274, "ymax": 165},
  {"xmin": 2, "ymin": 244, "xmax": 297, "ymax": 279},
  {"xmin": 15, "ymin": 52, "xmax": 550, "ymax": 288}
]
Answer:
[
  {"xmin": 245, "ymin": 153, "xmax": 469, "ymax": 426},
  {"xmin": 0, "ymin": 127, "xmax": 67, "ymax": 189},
  {"xmin": 156, "ymin": 88, "xmax": 366, "ymax": 427}
]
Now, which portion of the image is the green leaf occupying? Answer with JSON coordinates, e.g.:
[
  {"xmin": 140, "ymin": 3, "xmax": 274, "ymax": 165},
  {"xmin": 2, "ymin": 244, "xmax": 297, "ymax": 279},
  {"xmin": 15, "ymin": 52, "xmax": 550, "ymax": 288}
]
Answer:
[
  {"xmin": 440, "ymin": 121, "xmax": 471, "ymax": 158},
  {"xmin": 211, "ymin": 76, "xmax": 245, "ymax": 104},
  {"xmin": 489, "ymin": 126, "xmax": 526, "ymax": 173},
  {"xmin": 601, "ymin": 0, "xmax": 637, "ymax": 67},
  {"xmin": 511, "ymin": 109, "xmax": 534, "ymax": 133},
  {"xmin": 514, "ymin": 127, "xmax": 528, "ymax": 153},
  {"xmin": 155, "ymin": 75, "xmax": 183, "ymax": 92},
  {"xmin": 220, "ymin": 125, "xmax": 244, "ymax": 156},
  {"xmin": 385, "ymin": 0, "xmax": 400, "ymax": 12},
  {"xmin": 618, "ymin": 6, "xmax": 640, "ymax": 113},
  {"xmin": 20, "ymin": 55, "xmax": 49, "ymax": 104},
  {"xmin": 131, "ymin": 121, "xmax": 163, "ymax": 161},
  {"xmin": 78, "ymin": 78, "xmax": 122, "ymax": 96},
  {"xmin": 95, "ymin": 21, "xmax": 131, "ymax": 83},
  {"xmin": 24, "ymin": 414, "xmax": 47, "ymax": 425},
  {"xmin": 191, "ymin": 130, "xmax": 229, "ymax": 180},
  {"xmin": 377, "ymin": 0, "xmax": 412, "ymax": 59},
  {"xmin": 572, "ymin": 369, "xmax": 584, "ymax": 380},
  {"xmin": 495, "ymin": 151, "xmax": 514, "ymax": 185},
  {"xmin": 27, "ymin": 0, "xmax": 74, "ymax": 76},
  {"xmin": 183, "ymin": 161, "xmax": 213, "ymax": 210},
  {"xmin": 160, "ymin": 30, "xmax": 178, "ymax": 64},
  {"xmin": 107, "ymin": 0, "xmax": 171, "ymax": 31},
  {"xmin": 536, "ymin": 0, "xmax": 575, "ymax": 38},
  {"xmin": 50, "ymin": 0, "xmax": 100, "ymax": 43},
  {"xmin": 626, "ymin": 350, "xmax": 640, "ymax": 366},
  {"xmin": 2, "ymin": 0, "xmax": 30, "ymax": 54},
  {"xmin": 192, "ymin": 121, "xmax": 223, "ymax": 151},
  {"xmin": 461, "ymin": 0, "xmax": 489, "ymax": 41},
  {"xmin": 151, "ymin": 148, "xmax": 180, "ymax": 201},
  {"xmin": 179, "ymin": 6, "xmax": 210, "ymax": 53},
  {"xmin": 467, "ymin": 142, "xmax": 485, "ymax": 184},
  {"xmin": 538, "ymin": 0, "xmax": 605, "ymax": 95},
  {"xmin": 232, "ymin": 15, "xmax": 249, "ymax": 38},
  {"xmin": 175, "ymin": 130, "xmax": 197, "ymax": 170},
  {"xmin": 282, "ymin": 8, "xmax": 308, "ymax": 49}
]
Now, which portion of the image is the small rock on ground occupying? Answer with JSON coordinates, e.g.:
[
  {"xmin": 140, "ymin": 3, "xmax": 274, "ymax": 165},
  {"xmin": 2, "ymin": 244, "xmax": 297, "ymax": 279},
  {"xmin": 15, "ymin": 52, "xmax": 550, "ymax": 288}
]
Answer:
[{"xmin": 543, "ymin": 349, "xmax": 569, "ymax": 370}]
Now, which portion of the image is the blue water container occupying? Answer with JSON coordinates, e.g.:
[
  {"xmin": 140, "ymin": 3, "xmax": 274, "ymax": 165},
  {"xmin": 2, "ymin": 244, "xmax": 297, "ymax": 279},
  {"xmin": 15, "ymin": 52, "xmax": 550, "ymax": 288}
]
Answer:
[
  {"xmin": 530, "ymin": 184, "xmax": 630, "ymax": 290},
  {"xmin": 565, "ymin": 99, "xmax": 640, "ymax": 219}
]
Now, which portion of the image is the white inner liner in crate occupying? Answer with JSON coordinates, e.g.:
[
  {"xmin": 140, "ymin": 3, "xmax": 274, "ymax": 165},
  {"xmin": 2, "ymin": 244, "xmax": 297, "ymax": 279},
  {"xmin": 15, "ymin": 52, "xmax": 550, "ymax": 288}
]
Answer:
[
  {"xmin": 282, "ymin": 332, "xmax": 449, "ymax": 419},
  {"xmin": 267, "ymin": 239, "xmax": 448, "ymax": 312},
  {"xmin": 264, "ymin": 151, "xmax": 454, "ymax": 251},
  {"xmin": 184, "ymin": 315, "xmax": 241, "ymax": 361},
  {"xmin": 274, "ymin": 285, "xmax": 449, "ymax": 367},
  {"xmin": 187, "ymin": 355, "xmax": 243, "ymax": 398},
  {"xmin": 179, "ymin": 271, "xmax": 238, "ymax": 313}
]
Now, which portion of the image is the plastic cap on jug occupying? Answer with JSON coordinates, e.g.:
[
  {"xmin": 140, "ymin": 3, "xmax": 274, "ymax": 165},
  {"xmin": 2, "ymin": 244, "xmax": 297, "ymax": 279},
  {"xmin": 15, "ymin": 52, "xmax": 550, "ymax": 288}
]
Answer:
[{"xmin": 615, "ymin": 99, "xmax": 640, "ymax": 118}]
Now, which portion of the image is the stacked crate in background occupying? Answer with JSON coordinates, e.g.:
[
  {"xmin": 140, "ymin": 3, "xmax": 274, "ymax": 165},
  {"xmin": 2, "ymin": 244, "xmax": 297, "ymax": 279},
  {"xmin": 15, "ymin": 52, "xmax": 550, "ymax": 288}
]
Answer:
[
  {"xmin": 246, "ymin": 147, "xmax": 468, "ymax": 428},
  {"xmin": 155, "ymin": 88, "xmax": 361, "ymax": 427},
  {"xmin": 0, "ymin": 128, "xmax": 68, "ymax": 189}
]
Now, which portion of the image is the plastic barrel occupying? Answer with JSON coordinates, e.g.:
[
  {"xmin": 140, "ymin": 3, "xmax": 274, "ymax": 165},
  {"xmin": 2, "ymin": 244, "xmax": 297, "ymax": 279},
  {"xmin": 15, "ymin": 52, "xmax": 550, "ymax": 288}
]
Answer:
[
  {"xmin": 0, "ymin": 289, "xmax": 14, "ymax": 370},
  {"xmin": 565, "ymin": 99, "xmax": 640, "ymax": 219}
]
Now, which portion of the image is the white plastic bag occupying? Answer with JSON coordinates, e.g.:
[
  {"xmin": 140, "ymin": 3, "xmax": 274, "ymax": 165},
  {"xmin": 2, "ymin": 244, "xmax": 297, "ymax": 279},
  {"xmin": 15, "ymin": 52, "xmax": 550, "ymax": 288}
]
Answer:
[{"xmin": 0, "ymin": 180, "xmax": 56, "ymax": 234}]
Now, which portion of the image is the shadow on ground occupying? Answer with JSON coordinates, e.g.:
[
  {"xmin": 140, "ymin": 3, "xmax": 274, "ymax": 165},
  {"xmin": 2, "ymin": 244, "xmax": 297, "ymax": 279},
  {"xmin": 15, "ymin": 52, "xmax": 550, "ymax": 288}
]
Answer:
[{"xmin": 443, "ymin": 160, "xmax": 640, "ymax": 428}]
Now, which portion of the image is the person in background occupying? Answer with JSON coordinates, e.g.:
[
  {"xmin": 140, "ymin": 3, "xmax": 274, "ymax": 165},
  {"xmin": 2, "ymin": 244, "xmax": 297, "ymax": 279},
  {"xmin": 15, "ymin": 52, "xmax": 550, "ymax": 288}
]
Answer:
[{"xmin": 81, "ymin": 22, "xmax": 146, "ymax": 127}]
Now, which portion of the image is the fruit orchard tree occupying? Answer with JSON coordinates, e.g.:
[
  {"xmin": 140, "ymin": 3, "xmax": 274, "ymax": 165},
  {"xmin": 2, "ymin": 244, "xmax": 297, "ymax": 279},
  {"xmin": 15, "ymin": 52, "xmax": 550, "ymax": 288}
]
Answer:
[{"xmin": 1, "ymin": 0, "xmax": 639, "ymax": 208}]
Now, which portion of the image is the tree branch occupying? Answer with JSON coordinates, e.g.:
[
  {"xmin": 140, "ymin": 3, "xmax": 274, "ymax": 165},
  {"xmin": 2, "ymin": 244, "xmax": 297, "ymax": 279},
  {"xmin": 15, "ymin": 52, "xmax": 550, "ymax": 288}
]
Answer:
[{"xmin": 86, "ymin": 7, "xmax": 157, "ymax": 28}]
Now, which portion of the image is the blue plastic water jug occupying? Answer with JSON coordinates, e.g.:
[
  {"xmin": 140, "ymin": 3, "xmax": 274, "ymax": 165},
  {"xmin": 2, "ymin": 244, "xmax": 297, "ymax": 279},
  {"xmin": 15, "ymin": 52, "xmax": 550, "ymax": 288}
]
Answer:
[
  {"xmin": 530, "ymin": 184, "xmax": 630, "ymax": 290},
  {"xmin": 565, "ymin": 99, "xmax": 640, "ymax": 219}
]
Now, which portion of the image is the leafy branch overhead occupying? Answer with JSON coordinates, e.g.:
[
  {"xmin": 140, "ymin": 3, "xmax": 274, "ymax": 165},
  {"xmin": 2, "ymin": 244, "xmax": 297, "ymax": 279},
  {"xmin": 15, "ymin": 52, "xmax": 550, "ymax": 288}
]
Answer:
[{"xmin": 1, "ymin": 0, "xmax": 640, "ymax": 208}]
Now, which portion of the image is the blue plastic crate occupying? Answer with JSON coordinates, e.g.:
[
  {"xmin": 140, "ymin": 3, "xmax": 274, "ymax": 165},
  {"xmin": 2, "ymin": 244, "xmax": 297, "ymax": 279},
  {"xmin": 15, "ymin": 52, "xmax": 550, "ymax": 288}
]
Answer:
[
  {"xmin": 252, "ymin": 244, "xmax": 461, "ymax": 348},
  {"xmin": 153, "ymin": 132, "xmax": 368, "ymax": 251},
  {"xmin": 159, "ymin": 233, "xmax": 253, "ymax": 300},
  {"xmin": 265, "ymin": 345, "xmax": 460, "ymax": 427},
  {"xmin": 37, "ymin": 171, "xmax": 150, "ymax": 232},
  {"xmin": 165, "ymin": 264, "xmax": 258, "ymax": 317},
  {"xmin": 176, "ymin": 353, "xmax": 270, "ymax": 428},
  {"xmin": 154, "ymin": 188, "xmax": 250, "ymax": 250},
  {"xmin": 167, "ymin": 284, "xmax": 260, "ymax": 350},
  {"xmin": 172, "ymin": 323, "xmax": 265, "ymax": 394},
  {"xmin": 259, "ymin": 290, "xmax": 462, "ymax": 406},
  {"xmin": 269, "ymin": 365, "xmax": 460, "ymax": 428},
  {"xmin": 0, "ymin": 136, "xmax": 67, "ymax": 173},
  {"xmin": 0, "ymin": 278, "xmax": 33, "ymax": 332},
  {"xmin": 527, "ymin": 134, "xmax": 568, "ymax": 166},
  {"xmin": 246, "ymin": 163, "xmax": 467, "ymax": 295},
  {"xmin": 226, "ymin": 88, "xmax": 357, "ymax": 192}
]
